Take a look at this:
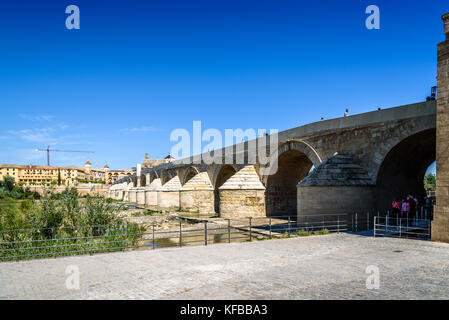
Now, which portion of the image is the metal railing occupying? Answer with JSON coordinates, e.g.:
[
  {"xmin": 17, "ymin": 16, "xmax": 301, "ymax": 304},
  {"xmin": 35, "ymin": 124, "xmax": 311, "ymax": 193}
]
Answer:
[
  {"xmin": 374, "ymin": 216, "xmax": 431, "ymax": 240},
  {"xmin": 0, "ymin": 214, "xmax": 347, "ymax": 262}
]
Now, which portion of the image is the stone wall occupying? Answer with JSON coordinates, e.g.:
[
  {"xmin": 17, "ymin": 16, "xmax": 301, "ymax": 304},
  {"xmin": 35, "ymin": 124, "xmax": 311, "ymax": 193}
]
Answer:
[
  {"xmin": 136, "ymin": 189, "xmax": 146, "ymax": 205},
  {"xmin": 158, "ymin": 191, "xmax": 180, "ymax": 209},
  {"xmin": 128, "ymin": 189, "xmax": 137, "ymax": 203},
  {"xmin": 219, "ymin": 189, "xmax": 266, "ymax": 219},
  {"xmin": 297, "ymin": 186, "xmax": 374, "ymax": 217},
  {"xmin": 432, "ymin": 13, "xmax": 449, "ymax": 243},
  {"xmin": 145, "ymin": 190, "xmax": 158, "ymax": 207},
  {"xmin": 180, "ymin": 190, "xmax": 214, "ymax": 213}
]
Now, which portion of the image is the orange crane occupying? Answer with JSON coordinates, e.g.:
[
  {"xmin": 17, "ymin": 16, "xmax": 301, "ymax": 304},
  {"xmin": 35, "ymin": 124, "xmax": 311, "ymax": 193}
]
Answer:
[{"xmin": 35, "ymin": 146, "xmax": 95, "ymax": 166}]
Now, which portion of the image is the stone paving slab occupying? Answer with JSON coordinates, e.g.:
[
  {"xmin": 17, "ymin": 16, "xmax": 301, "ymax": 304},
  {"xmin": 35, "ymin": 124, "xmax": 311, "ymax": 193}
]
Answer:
[{"xmin": 0, "ymin": 233, "xmax": 448, "ymax": 300}]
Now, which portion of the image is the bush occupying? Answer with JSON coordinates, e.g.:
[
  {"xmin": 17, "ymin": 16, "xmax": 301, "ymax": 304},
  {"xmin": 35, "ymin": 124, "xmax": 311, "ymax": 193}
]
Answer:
[{"xmin": 0, "ymin": 189, "xmax": 140, "ymax": 261}]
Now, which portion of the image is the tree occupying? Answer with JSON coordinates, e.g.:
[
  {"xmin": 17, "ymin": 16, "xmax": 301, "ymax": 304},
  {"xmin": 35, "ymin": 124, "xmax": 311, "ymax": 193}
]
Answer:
[
  {"xmin": 424, "ymin": 174, "xmax": 436, "ymax": 189},
  {"xmin": 57, "ymin": 169, "xmax": 62, "ymax": 186},
  {"xmin": 0, "ymin": 176, "xmax": 16, "ymax": 192}
]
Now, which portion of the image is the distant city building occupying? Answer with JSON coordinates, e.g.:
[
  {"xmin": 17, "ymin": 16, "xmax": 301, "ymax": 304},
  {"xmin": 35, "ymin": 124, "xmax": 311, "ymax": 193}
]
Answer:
[
  {"xmin": 142, "ymin": 153, "xmax": 174, "ymax": 169},
  {"xmin": 0, "ymin": 161, "xmax": 133, "ymax": 186}
]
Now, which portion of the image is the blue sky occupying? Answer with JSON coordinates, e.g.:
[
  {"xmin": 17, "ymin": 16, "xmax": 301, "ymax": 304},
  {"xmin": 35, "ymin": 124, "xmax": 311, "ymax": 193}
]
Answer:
[{"xmin": 0, "ymin": 0, "xmax": 446, "ymax": 172}]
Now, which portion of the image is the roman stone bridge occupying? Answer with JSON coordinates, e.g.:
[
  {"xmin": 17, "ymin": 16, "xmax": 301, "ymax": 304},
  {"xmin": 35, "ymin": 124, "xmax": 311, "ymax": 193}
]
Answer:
[
  {"xmin": 107, "ymin": 100, "xmax": 436, "ymax": 219},
  {"xmin": 108, "ymin": 13, "xmax": 449, "ymax": 243}
]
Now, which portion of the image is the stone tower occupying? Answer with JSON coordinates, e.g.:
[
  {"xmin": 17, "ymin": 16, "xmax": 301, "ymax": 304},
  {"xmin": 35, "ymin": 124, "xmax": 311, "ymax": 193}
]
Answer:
[{"xmin": 432, "ymin": 12, "xmax": 449, "ymax": 243}]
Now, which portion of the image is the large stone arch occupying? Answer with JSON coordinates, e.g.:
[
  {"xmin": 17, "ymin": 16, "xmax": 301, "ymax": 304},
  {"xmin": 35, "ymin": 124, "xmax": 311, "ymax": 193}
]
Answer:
[
  {"xmin": 208, "ymin": 164, "xmax": 242, "ymax": 189},
  {"xmin": 161, "ymin": 170, "xmax": 174, "ymax": 185},
  {"xmin": 263, "ymin": 140, "xmax": 322, "ymax": 217},
  {"xmin": 148, "ymin": 170, "xmax": 159, "ymax": 185},
  {"xmin": 180, "ymin": 166, "xmax": 201, "ymax": 186},
  {"xmin": 374, "ymin": 128, "xmax": 436, "ymax": 212},
  {"xmin": 261, "ymin": 140, "xmax": 322, "ymax": 183},
  {"xmin": 356, "ymin": 116, "xmax": 436, "ymax": 182},
  {"xmin": 212, "ymin": 165, "xmax": 239, "ymax": 214}
]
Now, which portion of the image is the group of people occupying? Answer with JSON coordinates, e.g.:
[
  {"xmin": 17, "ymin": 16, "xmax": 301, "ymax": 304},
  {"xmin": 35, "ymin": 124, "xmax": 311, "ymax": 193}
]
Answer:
[{"xmin": 391, "ymin": 194, "xmax": 434, "ymax": 218}]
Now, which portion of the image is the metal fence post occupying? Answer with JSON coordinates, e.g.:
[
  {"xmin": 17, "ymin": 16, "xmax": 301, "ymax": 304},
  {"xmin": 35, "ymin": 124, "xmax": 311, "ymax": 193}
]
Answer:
[
  {"xmin": 288, "ymin": 216, "xmax": 291, "ymax": 235},
  {"xmin": 228, "ymin": 219, "xmax": 231, "ymax": 244},
  {"xmin": 373, "ymin": 216, "xmax": 376, "ymax": 237},
  {"xmin": 179, "ymin": 220, "xmax": 182, "ymax": 247},
  {"xmin": 269, "ymin": 218, "xmax": 272, "ymax": 239},
  {"xmin": 90, "ymin": 226, "xmax": 93, "ymax": 255},
  {"xmin": 337, "ymin": 215, "xmax": 340, "ymax": 233},
  {"xmin": 399, "ymin": 219, "xmax": 402, "ymax": 238},
  {"xmin": 351, "ymin": 214, "xmax": 354, "ymax": 231},
  {"xmin": 367, "ymin": 212, "xmax": 369, "ymax": 230},
  {"xmin": 249, "ymin": 218, "xmax": 252, "ymax": 241},
  {"xmin": 355, "ymin": 213, "xmax": 358, "ymax": 232},
  {"xmin": 152, "ymin": 223, "xmax": 155, "ymax": 250},
  {"xmin": 386, "ymin": 213, "xmax": 388, "ymax": 232},
  {"xmin": 204, "ymin": 221, "xmax": 208, "ymax": 246}
]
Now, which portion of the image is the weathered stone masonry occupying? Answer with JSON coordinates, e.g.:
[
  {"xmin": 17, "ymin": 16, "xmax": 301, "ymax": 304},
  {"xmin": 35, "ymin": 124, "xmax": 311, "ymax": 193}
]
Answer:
[{"xmin": 432, "ymin": 13, "xmax": 449, "ymax": 243}]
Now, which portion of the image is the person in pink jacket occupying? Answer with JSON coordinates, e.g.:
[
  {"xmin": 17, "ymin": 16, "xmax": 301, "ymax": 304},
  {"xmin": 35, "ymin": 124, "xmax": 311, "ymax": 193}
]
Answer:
[{"xmin": 401, "ymin": 200, "xmax": 410, "ymax": 218}]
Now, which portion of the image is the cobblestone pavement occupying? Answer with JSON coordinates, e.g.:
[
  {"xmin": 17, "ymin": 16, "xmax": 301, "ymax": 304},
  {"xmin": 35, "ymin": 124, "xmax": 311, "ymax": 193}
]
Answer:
[{"xmin": 1, "ymin": 233, "xmax": 449, "ymax": 300}]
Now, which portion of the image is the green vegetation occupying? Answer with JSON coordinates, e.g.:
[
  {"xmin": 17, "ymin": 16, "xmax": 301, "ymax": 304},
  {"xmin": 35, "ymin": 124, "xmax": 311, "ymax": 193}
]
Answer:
[
  {"xmin": 0, "ymin": 176, "xmax": 40, "ymax": 200},
  {"xmin": 0, "ymin": 185, "xmax": 142, "ymax": 261},
  {"xmin": 131, "ymin": 209, "xmax": 162, "ymax": 217},
  {"xmin": 424, "ymin": 173, "xmax": 436, "ymax": 190},
  {"xmin": 276, "ymin": 228, "xmax": 330, "ymax": 239},
  {"xmin": 77, "ymin": 179, "xmax": 106, "ymax": 184}
]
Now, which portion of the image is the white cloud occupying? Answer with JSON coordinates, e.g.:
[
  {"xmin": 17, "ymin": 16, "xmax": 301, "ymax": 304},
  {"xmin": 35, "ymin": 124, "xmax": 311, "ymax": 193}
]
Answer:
[
  {"xmin": 18, "ymin": 114, "xmax": 56, "ymax": 122},
  {"xmin": 122, "ymin": 126, "xmax": 159, "ymax": 133}
]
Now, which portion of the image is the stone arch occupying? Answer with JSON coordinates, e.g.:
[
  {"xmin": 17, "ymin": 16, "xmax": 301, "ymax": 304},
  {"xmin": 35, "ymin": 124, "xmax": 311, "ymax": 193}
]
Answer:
[
  {"xmin": 209, "ymin": 164, "xmax": 242, "ymax": 189},
  {"xmin": 140, "ymin": 174, "xmax": 146, "ymax": 187},
  {"xmin": 357, "ymin": 115, "xmax": 436, "ymax": 181},
  {"xmin": 261, "ymin": 139, "xmax": 322, "ymax": 183},
  {"xmin": 213, "ymin": 165, "xmax": 238, "ymax": 214},
  {"xmin": 264, "ymin": 140, "xmax": 320, "ymax": 217},
  {"xmin": 148, "ymin": 171, "xmax": 159, "ymax": 185},
  {"xmin": 375, "ymin": 128, "xmax": 436, "ymax": 212},
  {"xmin": 161, "ymin": 170, "xmax": 174, "ymax": 185},
  {"xmin": 181, "ymin": 166, "xmax": 201, "ymax": 186}
]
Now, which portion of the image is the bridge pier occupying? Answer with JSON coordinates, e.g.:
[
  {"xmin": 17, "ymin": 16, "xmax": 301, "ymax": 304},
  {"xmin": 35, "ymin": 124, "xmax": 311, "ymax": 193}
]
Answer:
[
  {"xmin": 218, "ymin": 165, "xmax": 266, "ymax": 218},
  {"xmin": 128, "ymin": 188, "xmax": 137, "ymax": 203},
  {"xmin": 433, "ymin": 12, "xmax": 449, "ymax": 243},
  {"xmin": 297, "ymin": 153, "xmax": 374, "ymax": 227},
  {"xmin": 145, "ymin": 178, "xmax": 161, "ymax": 208},
  {"xmin": 180, "ymin": 172, "xmax": 214, "ymax": 213},
  {"xmin": 158, "ymin": 176, "xmax": 182, "ymax": 209},
  {"xmin": 136, "ymin": 188, "xmax": 146, "ymax": 205}
]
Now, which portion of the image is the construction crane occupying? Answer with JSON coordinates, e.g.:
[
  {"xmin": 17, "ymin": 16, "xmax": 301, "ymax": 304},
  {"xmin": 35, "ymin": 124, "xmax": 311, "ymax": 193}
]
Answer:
[{"xmin": 35, "ymin": 146, "xmax": 95, "ymax": 166}]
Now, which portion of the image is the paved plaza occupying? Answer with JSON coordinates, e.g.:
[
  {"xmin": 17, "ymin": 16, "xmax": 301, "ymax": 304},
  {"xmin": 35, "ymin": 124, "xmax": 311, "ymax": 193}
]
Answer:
[{"xmin": 1, "ymin": 233, "xmax": 448, "ymax": 300}]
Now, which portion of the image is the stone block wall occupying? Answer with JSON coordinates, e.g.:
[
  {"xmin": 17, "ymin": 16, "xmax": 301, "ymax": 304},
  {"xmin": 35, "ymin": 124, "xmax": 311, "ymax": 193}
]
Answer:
[
  {"xmin": 219, "ymin": 189, "xmax": 266, "ymax": 218},
  {"xmin": 145, "ymin": 190, "xmax": 158, "ymax": 207},
  {"xmin": 128, "ymin": 189, "xmax": 137, "ymax": 203},
  {"xmin": 136, "ymin": 189, "xmax": 146, "ymax": 205},
  {"xmin": 297, "ymin": 186, "xmax": 374, "ymax": 219},
  {"xmin": 180, "ymin": 190, "xmax": 214, "ymax": 213},
  {"xmin": 433, "ymin": 13, "xmax": 449, "ymax": 243},
  {"xmin": 158, "ymin": 191, "xmax": 180, "ymax": 209}
]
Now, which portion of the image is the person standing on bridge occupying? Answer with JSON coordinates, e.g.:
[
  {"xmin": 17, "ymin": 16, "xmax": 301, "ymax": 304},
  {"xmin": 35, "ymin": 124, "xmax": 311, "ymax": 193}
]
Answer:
[
  {"xmin": 344, "ymin": 109, "xmax": 349, "ymax": 117},
  {"xmin": 392, "ymin": 199, "xmax": 400, "ymax": 217},
  {"xmin": 401, "ymin": 199, "xmax": 410, "ymax": 218}
]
